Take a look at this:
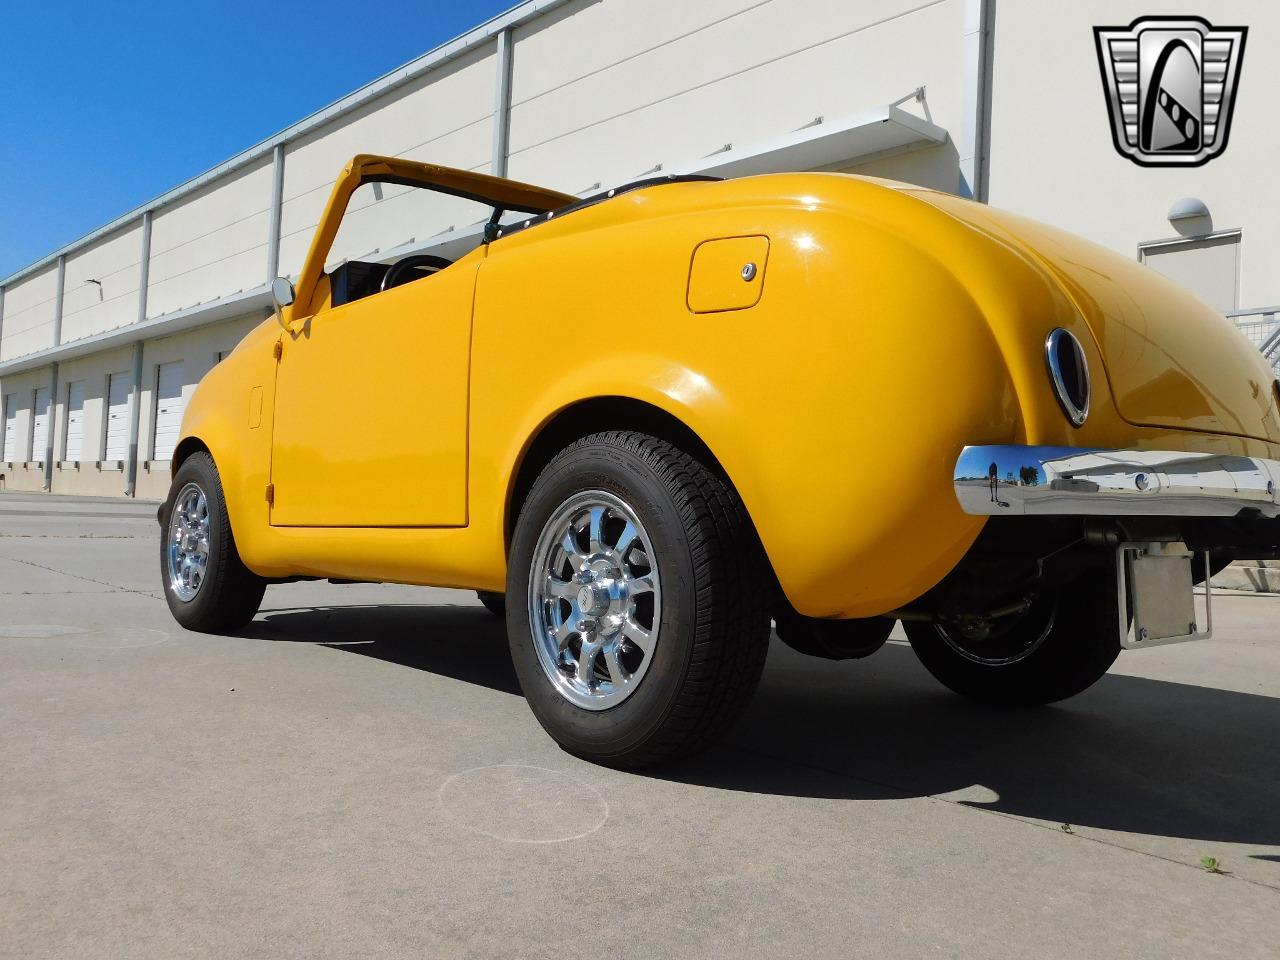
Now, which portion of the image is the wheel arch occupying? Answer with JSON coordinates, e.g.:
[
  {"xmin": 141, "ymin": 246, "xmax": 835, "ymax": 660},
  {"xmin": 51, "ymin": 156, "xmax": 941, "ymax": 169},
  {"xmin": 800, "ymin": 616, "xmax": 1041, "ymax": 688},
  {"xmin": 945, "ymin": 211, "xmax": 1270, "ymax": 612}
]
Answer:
[
  {"xmin": 171, "ymin": 436, "xmax": 211, "ymax": 478},
  {"xmin": 504, "ymin": 396, "xmax": 744, "ymax": 551}
]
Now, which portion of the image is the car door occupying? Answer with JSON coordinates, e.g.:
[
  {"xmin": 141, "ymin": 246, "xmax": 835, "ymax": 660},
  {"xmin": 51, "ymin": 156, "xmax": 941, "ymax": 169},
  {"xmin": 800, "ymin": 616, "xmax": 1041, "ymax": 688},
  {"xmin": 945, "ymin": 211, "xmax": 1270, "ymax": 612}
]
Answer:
[{"xmin": 269, "ymin": 260, "xmax": 476, "ymax": 527}]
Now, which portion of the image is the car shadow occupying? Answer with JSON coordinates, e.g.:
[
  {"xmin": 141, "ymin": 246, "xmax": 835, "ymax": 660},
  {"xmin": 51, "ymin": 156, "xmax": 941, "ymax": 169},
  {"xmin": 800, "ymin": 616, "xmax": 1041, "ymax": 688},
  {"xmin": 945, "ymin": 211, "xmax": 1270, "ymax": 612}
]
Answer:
[
  {"xmin": 241, "ymin": 603, "xmax": 1280, "ymax": 848},
  {"xmin": 242, "ymin": 603, "xmax": 521, "ymax": 696}
]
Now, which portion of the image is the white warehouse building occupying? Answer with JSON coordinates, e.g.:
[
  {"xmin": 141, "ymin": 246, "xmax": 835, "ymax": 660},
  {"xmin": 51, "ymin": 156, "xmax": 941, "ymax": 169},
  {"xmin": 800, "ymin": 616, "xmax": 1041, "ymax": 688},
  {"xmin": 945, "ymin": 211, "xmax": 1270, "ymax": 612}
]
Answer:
[{"xmin": 1, "ymin": 0, "xmax": 1275, "ymax": 500}]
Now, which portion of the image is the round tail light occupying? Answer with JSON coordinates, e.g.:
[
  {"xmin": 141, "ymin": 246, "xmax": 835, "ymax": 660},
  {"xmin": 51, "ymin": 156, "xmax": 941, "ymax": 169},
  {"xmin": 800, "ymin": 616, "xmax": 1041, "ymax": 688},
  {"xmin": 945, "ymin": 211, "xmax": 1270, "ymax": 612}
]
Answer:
[{"xmin": 1045, "ymin": 328, "xmax": 1091, "ymax": 427}]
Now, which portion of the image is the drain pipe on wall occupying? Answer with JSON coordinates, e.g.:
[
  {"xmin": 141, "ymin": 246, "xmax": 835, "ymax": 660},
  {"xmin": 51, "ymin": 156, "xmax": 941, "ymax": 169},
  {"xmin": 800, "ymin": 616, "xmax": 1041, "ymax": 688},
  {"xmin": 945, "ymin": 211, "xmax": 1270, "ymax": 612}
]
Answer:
[
  {"xmin": 43, "ymin": 256, "xmax": 66, "ymax": 490},
  {"xmin": 491, "ymin": 27, "xmax": 515, "ymax": 179},
  {"xmin": 124, "ymin": 342, "xmax": 144, "ymax": 498},
  {"xmin": 125, "ymin": 211, "xmax": 152, "ymax": 498},
  {"xmin": 43, "ymin": 363, "xmax": 58, "ymax": 490},
  {"xmin": 959, "ymin": 0, "xmax": 995, "ymax": 201}
]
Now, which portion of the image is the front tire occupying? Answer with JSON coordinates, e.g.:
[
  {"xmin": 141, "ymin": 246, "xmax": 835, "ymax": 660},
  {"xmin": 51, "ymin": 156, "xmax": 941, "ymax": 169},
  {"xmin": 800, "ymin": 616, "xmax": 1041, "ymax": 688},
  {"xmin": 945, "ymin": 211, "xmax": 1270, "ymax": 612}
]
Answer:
[
  {"xmin": 507, "ymin": 431, "xmax": 771, "ymax": 768},
  {"xmin": 160, "ymin": 452, "xmax": 266, "ymax": 633},
  {"xmin": 903, "ymin": 567, "xmax": 1120, "ymax": 705}
]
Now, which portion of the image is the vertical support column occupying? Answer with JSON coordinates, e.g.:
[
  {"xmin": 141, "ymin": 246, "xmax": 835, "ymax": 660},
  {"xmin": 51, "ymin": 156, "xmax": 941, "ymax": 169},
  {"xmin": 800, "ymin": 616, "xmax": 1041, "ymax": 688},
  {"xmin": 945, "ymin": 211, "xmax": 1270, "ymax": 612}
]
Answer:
[
  {"xmin": 266, "ymin": 143, "xmax": 285, "ymax": 282},
  {"xmin": 52, "ymin": 255, "xmax": 66, "ymax": 346},
  {"xmin": 491, "ymin": 28, "xmax": 515, "ymax": 179},
  {"xmin": 959, "ymin": 0, "xmax": 994, "ymax": 201},
  {"xmin": 125, "ymin": 212, "xmax": 152, "ymax": 498},
  {"xmin": 0, "ymin": 284, "xmax": 6, "ymax": 359},
  {"xmin": 44, "ymin": 363, "xmax": 58, "ymax": 490},
  {"xmin": 44, "ymin": 256, "xmax": 67, "ymax": 490},
  {"xmin": 137, "ymin": 211, "xmax": 152, "ymax": 324},
  {"xmin": 124, "ymin": 342, "xmax": 144, "ymax": 498}
]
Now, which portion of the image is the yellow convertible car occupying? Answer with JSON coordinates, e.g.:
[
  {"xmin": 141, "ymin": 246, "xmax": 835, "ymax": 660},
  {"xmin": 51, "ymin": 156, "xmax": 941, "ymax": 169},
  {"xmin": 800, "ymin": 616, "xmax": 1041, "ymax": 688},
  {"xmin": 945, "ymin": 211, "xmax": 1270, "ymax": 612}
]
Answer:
[{"xmin": 161, "ymin": 154, "xmax": 1280, "ymax": 767}]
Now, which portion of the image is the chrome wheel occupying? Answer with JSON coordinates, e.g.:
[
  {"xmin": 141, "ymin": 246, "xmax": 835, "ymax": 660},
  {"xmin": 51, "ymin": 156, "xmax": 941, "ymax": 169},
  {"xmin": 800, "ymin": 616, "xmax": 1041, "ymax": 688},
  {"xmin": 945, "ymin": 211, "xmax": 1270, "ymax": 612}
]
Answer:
[
  {"xmin": 527, "ymin": 490, "xmax": 661, "ymax": 710},
  {"xmin": 166, "ymin": 482, "xmax": 210, "ymax": 602},
  {"xmin": 932, "ymin": 593, "xmax": 1057, "ymax": 666}
]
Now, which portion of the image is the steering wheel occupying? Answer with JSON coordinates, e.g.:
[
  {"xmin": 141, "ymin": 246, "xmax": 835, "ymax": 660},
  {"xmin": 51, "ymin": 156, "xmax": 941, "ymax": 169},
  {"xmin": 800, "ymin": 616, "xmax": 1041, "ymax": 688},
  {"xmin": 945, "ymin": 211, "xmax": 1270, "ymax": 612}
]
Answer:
[{"xmin": 380, "ymin": 254, "xmax": 454, "ymax": 293}]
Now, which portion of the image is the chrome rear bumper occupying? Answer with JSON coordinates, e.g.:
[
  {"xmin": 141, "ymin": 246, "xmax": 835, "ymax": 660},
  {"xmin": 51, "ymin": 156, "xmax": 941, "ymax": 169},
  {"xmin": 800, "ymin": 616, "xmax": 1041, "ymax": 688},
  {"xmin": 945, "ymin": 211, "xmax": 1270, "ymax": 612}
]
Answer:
[{"xmin": 955, "ymin": 445, "xmax": 1280, "ymax": 518}]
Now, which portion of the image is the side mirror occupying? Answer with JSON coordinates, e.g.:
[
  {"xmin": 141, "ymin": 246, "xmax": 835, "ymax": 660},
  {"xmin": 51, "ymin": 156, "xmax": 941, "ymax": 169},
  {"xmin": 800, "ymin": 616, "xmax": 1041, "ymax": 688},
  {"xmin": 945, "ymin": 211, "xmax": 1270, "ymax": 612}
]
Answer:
[
  {"xmin": 270, "ymin": 277, "xmax": 296, "ymax": 331},
  {"xmin": 271, "ymin": 276, "xmax": 295, "ymax": 308}
]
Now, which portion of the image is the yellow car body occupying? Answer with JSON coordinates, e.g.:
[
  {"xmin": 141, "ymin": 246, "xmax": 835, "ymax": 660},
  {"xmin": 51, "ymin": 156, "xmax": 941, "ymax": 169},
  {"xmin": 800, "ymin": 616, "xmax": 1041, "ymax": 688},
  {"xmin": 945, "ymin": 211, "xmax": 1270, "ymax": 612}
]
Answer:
[{"xmin": 176, "ymin": 155, "xmax": 1280, "ymax": 619}]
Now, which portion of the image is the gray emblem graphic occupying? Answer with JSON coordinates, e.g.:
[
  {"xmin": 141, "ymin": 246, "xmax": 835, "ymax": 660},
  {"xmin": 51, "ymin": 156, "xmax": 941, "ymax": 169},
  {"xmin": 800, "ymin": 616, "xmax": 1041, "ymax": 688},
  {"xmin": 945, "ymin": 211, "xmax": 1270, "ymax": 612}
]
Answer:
[{"xmin": 1094, "ymin": 16, "xmax": 1247, "ymax": 167}]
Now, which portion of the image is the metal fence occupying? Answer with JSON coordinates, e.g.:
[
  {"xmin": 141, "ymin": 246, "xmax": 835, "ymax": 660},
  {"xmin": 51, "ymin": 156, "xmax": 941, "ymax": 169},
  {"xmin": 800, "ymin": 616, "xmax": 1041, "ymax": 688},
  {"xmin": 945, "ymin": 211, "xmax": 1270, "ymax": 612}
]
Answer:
[{"xmin": 1228, "ymin": 305, "xmax": 1280, "ymax": 376}]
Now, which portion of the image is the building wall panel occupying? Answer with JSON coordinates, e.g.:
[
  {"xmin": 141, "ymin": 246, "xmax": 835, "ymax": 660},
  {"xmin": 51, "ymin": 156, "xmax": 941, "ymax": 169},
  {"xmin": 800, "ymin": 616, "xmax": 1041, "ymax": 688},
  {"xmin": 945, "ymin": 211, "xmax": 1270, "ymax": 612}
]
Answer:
[
  {"xmin": 1, "ymin": 265, "xmax": 60, "ymax": 361},
  {"xmin": 0, "ymin": 369, "xmax": 47, "ymax": 490},
  {"xmin": 508, "ymin": 0, "xmax": 963, "ymax": 193},
  {"xmin": 47, "ymin": 346, "xmax": 136, "ymax": 481},
  {"xmin": 839, "ymin": 142, "xmax": 965, "ymax": 194},
  {"xmin": 146, "ymin": 158, "xmax": 274, "ymax": 318},
  {"xmin": 60, "ymin": 221, "xmax": 144, "ymax": 344},
  {"xmin": 128, "ymin": 313, "xmax": 262, "ymax": 500},
  {"xmin": 47, "ymin": 345, "xmax": 139, "ymax": 495},
  {"xmin": 510, "ymin": 0, "xmax": 756, "ymax": 104},
  {"xmin": 277, "ymin": 48, "xmax": 497, "ymax": 278},
  {"xmin": 1, "ymin": 370, "xmax": 45, "ymax": 461}
]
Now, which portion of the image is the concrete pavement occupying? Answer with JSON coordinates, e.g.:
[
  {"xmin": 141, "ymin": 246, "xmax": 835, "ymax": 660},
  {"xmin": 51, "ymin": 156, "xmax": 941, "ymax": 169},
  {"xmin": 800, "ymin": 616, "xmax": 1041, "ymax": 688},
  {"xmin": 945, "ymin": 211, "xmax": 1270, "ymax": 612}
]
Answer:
[{"xmin": 1, "ymin": 492, "xmax": 1278, "ymax": 959}]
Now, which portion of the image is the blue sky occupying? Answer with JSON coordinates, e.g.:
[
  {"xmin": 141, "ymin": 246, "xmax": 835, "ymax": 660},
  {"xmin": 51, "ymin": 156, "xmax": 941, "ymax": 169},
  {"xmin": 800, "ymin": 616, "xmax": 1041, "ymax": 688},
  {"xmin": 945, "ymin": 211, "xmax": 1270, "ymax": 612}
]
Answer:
[{"xmin": 0, "ymin": 0, "xmax": 517, "ymax": 278}]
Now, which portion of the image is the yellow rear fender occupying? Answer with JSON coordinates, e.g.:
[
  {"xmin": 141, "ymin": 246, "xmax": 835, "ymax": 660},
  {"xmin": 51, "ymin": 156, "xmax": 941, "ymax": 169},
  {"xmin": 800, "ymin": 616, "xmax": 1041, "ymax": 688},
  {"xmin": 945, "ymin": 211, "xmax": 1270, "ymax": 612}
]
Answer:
[{"xmin": 472, "ymin": 185, "xmax": 1027, "ymax": 616}]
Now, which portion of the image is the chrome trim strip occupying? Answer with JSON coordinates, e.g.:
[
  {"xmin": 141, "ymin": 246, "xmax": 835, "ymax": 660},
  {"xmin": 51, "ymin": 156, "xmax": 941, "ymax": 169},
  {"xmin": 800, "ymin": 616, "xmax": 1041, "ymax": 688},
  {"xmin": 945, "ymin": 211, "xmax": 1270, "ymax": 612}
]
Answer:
[{"xmin": 955, "ymin": 445, "xmax": 1280, "ymax": 518}]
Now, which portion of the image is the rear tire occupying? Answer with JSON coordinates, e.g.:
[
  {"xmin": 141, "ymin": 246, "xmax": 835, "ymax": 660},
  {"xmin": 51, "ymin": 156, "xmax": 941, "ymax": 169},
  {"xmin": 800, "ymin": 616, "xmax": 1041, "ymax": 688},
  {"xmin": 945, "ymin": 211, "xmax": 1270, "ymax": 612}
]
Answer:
[
  {"xmin": 903, "ymin": 567, "xmax": 1120, "ymax": 705},
  {"xmin": 160, "ymin": 452, "xmax": 266, "ymax": 633},
  {"xmin": 507, "ymin": 431, "xmax": 771, "ymax": 768}
]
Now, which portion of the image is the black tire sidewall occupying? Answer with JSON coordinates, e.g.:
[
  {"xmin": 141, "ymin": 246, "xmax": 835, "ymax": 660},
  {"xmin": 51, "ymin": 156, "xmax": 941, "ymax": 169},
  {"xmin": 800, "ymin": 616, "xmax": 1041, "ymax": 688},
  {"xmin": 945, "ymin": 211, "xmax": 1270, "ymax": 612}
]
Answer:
[
  {"xmin": 507, "ymin": 440, "xmax": 700, "ymax": 763},
  {"xmin": 160, "ymin": 453, "xmax": 253, "ymax": 630},
  {"xmin": 905, "ymin": 567, "xmax": 1120, "ymax": 705}
]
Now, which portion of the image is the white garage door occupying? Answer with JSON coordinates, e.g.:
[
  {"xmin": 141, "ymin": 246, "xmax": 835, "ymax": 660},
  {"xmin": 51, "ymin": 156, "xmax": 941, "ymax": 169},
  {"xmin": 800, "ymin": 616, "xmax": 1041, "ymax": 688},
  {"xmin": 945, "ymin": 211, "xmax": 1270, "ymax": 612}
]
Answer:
[
  {"xmin": 31, "ymin": 387, "xmax": 51, "ymax": 463},
  {"xmin": 2, "ymin": 394, "xmax": 17, "ymax": 462},
  {"xmin": 105, "ymin": 372, "xmax": 131, "ymax": 462},
  {"xmin": 64, "ymin": 380, "xmax": 87, "ymax": 462},
  {"xmin": 152, "ymin": 361, "xmax": 185, "ymax": 462}
]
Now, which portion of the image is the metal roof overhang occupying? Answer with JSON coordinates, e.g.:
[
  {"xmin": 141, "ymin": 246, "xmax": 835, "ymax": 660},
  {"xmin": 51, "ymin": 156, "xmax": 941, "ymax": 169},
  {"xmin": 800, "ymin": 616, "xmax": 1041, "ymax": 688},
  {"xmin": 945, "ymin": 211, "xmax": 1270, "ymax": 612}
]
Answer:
[
  {"xmin": 0, "ymin": 287, "xmax": 271, "ymax": 375},
  {"xmin": 0, "ymin": 103, "xmax": 946, "ymax": 377},
  {"xmin": 673, "ymin": 104, "xmax": 947, "ymax": 178}
]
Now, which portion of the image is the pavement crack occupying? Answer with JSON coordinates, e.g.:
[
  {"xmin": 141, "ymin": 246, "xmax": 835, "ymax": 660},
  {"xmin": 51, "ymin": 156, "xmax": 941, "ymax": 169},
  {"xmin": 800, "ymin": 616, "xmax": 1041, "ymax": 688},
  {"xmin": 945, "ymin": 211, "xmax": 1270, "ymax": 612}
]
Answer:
[
  {"xmin": 964, "ymin": 805, "xmax": 1280, "ymax": 894},
  {"xmin": 0, "ymin": 590, "xmax": 129, "ymax": 595},
  {"xmin": 0, "ymin": 534, "xmax": 149, "ymax": 539},
  {"xmin": 0, "ymin": 555, "xmax": 160, "ymax": 600}
]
